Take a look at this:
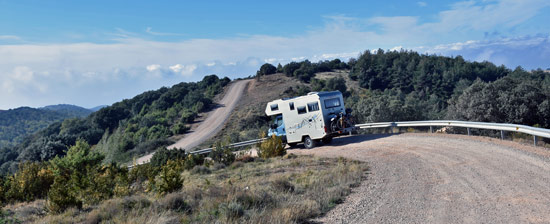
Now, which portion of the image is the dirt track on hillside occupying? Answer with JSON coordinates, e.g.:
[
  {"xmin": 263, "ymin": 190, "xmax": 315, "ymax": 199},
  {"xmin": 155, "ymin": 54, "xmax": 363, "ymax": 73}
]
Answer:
[
  {"xmin": 290, "ymin": 133, "xmax": 550, "ymax": 224},
  {"xmin": 135, "ymin": 80, "xmax": 250, "ymax": 165}
]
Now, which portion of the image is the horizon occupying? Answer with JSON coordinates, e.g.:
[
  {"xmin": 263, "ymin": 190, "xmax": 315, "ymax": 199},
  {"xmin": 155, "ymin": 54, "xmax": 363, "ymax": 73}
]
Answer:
[{"xmin": 1, "ymin": 0, "xmax": 550, "ymax": 110}]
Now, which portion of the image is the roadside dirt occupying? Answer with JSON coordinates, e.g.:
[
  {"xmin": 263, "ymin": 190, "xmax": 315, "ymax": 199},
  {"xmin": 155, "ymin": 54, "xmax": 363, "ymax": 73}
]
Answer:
[
  {"xmin": 135, "ymin": 79, "xmax": 250, "ymax": 165},
  {"xmin": 290, "ymin": 133, "xmax": 550, "ymax": 224}
]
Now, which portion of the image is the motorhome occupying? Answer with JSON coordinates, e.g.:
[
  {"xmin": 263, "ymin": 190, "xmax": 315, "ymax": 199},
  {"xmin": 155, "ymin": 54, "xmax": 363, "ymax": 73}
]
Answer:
[{"xmin": 265, "ymin": 91, "xmax": 355, "ymax": 149}]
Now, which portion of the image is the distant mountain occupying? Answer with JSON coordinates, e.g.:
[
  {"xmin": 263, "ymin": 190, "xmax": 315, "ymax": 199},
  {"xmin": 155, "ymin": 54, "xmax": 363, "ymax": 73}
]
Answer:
[
  {"xmin": 41, "ymin": 104, "xmax": 94, "ymax": 118},
  {"xmin": 88, "ymin": 105, "xmax": 108, "ymax": 112},
  {"xmin": 0, "ymin": 105, "xmax": 92, "ymax": 148}
]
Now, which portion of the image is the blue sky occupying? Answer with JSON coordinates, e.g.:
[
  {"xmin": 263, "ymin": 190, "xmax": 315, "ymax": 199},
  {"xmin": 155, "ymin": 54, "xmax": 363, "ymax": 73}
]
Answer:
[{"xmin": 1, "ymin": 0, "xmax": 550, "ymax": 109}]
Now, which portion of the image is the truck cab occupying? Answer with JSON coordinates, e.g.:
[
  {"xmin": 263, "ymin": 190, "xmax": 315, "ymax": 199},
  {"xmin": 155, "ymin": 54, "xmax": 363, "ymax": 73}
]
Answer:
[{"xmin": 267, "ymin": 114, "xmax": 285, "ymax": 138}]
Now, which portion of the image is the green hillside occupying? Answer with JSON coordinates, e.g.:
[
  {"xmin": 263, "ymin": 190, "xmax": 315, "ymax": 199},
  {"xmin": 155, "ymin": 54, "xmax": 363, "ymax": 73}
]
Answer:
[
  {"xmin": 0, "ymin": 75, "xmax": 229, "ymax": 174},
  {"xmin": 41, "ymin": 104, "xmax": 94, "ymax": 118},
  {"xmin": 211, "ymin": 50, "xmax": 550, "ymax": 146},
  {"xmin": 0, "ymin": 105, "xmax": 93, "ymax": 149}
]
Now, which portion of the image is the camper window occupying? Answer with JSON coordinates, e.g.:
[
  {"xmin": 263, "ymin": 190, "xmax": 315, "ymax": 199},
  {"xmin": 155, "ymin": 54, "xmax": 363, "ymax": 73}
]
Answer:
[
  {"xmin": 270, "ymin": 104, "xmax": 279, "ymax": 111},
  {"xmin": 289, "ymin": 102, "xmax": 295, "ymax": 110},
  {"xmin": 324, "ymin": 98, "xmax": 340, "ymax": 109},
  {"xmin": 307, "ymin": 102, "xmax": 319, "ymax": 112},
  {"xmin": 297, "ymin": 106, "xmax": 307, "ymax": 114}
]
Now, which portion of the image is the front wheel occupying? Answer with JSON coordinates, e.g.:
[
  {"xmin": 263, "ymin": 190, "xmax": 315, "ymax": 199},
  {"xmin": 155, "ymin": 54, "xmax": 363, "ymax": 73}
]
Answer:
[{"xmin": 303, "ymin": 136, "xmax": 317, "ymax": 149}]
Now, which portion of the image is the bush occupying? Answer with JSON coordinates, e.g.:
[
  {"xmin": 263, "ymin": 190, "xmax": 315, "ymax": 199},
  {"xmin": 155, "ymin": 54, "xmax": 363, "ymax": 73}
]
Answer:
[
  {"xmin": 156, "ymin": 160, "xmax": 184, "ymax": 195},
  {"xmin": 190, "ymin": 165, "xmax": 211, "ymax": 175},
  {"xmin": 271, "ymin": 178, "xmax": 295, "ymax": 193},
  {"xmin": 171, "ymin": 122, "xmax": 189, "ymax": 135},
  {"xmin": 183, "ymin": 154, "xmax": 204, "ymax": 170},
  {"xmin": 3, "ymin": 162, "xmax": 53, "ymax": 202},
  {"xmin": 256, "ymin": 63, "xmax": 277, "ymax": 78},
  {"xmin": 150, "ymin": 147, "xmax": 187, "ymax": 167},
  {"xmin": 47, "ymin": 175, "xmax": 82, "ymax": 213},
  {"xmin": 257, "ymin": 134, "xmax": 286, "ymax": 159},
  {"xmin": 128, "ymin": 163, "xmax": 159, "ymax": 193},
  {"xmin": 220, "ymin": 202, "xmax": 244, "ymax": 221},
  {"xmin": 47, "ymin": 140, "xmax": 106, "ymax": 213},
  {"xmin": 209, "ymin": 142, "xmax": 235, "ymax": 166},
  {"xmin": 159, "ymin": 192, "xmax": 189, "ymax": 212}
]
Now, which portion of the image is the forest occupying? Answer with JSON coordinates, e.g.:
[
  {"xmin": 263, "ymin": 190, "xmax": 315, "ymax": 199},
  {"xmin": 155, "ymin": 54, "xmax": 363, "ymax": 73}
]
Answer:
[
  {"xmin": 0, "ymin": 75, "xmax": 230, "ymax": 174},
  {"xmin": 276, "ymin": 50, "xmax": 550, "ymax": 128},
  {"xmin": 0, "ymin": 105, "xmax": 92, "ymax": 149}
]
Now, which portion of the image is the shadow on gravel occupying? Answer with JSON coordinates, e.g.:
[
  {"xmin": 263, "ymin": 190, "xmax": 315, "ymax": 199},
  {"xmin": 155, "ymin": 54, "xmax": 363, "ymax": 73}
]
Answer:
[{"xmin": 290, "ymin": 133, "xmax": 399, "ymax": 149}]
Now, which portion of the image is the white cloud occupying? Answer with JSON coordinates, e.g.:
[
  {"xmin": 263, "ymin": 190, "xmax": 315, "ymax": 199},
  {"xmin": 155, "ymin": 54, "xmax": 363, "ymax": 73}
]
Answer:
[
  {"xmin": 181, "ymin": 64, "xmax": 197, "ymax": 76},
  {"xmin": 417, "ymin": 1, "xmax": 427, "ymax": 7},
  {"xmin": 415, "ymin": 35, "xmax": 550, "ymax": 69},
  {"xmin": 146, "ymin": 64, "xmax": 161, "ymax": 72},
  {"xmin": 11, "ymin": 66, "xmax": 34, "ymax": 82},
  {"xmin": 389, "ymin": 46, "xmax": 403, "ymax": 52},
  {"xmin": 0, "ymin": 0, "xmax": 549, "ymax": 109},
  {"xmin": 169, "ymin": 64, "xmax": 183, "ymax": 73}
]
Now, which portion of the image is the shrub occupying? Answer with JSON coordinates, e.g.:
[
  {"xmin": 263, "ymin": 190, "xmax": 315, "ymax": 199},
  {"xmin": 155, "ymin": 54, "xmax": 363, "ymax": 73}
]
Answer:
[
  {"xmin": 128, "ymin": 163, "xmax": 160, "ymax": 193},
  {"xmin": 190, "ymin": 165, "xmax": 211, "ymax": 175},
  {"xmin": 159, "ymin": 192, "xmax": 189, "ymax": 212},
  {"xmin": 171, "ymin": 122, "xmax": 189, "ymax": 135},
  {"xmin": 150, "ymin": 147, "xmax": 187, "ymax": 167},
  {"xmin": 211, "ymin": 163, "xmax": 226, "ymax": 171},
  {"xmin": 235, "ymin": 154, "xmax": 254, "ymax": 163},
  {"xmin": 271, "ymin": 178, "xmax": 295, "ymax": 193},
  {"xmin": 47, "ymin": 175, "xmax": 82, "ymax": 213},
  {"xmin": 220, "ymin": 202, "xmax": 244, "ymax": 221},
  {"xmin": 4, "ymin": 162, "xmax": 53, "ymax": 202},
  {"xmin": 47, "ymin": 140, "xmax": 105, "ymax": 213},
  {"xmin": 257, "ymin": 134, "xmax": 286, "ymax": 159},
  {"xmin": 156, "ymin": 160, "xmax": 184, "ymax": 195},
  {"xmin": 209, "ymin": 142, "xmax": 235, "ymax": 166},
  {"xmin": 183, "ymin": 154, "xmax": 204, "ymax": 170}
]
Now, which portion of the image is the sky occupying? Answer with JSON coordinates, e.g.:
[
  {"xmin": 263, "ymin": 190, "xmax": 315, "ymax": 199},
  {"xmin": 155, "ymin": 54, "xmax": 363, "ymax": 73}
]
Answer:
[{"xmin": 1, "ymin": 0, "xmax": 550, "ymax": 109}]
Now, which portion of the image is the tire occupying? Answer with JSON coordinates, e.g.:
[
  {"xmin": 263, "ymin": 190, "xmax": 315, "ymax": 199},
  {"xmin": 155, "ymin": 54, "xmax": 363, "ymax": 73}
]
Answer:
[
  {"xmin": 322, "ymin": 136, "xmax": 333, "ymax": 144},
  {"xmin": 303, "ymin": 136, "xmax": 316, "ymax": 149},
  {"xmin": 288, "ymin": 142, "xmax": 298, "ymax": 148}
]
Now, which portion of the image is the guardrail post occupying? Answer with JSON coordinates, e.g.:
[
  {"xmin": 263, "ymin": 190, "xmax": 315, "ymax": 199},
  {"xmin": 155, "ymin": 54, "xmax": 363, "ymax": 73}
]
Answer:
[
  {"xmin": 430, "ymin": 126, "xmax": 433, "ymax": 133},
  {"xmin": 534, "ymin": 135, "xmax": 538, "ymax": 146},
  {"xmin": 500, "ymin": 130, "xmax": 504, "ymax": 140},
  {"xmin": 467, "ymin": 128, "xmax": 471, "ymax": 136}
]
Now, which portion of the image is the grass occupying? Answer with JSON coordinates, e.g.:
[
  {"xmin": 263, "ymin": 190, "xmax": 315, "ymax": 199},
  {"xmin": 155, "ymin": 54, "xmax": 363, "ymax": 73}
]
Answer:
[{"xmin": 2, "ymin": 155, "xmax": 368, "ymax": 223}]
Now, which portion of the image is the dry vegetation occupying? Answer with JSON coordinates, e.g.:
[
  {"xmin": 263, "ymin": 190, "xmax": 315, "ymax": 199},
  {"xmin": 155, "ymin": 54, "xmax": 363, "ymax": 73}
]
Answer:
[{"xmin": 2, "ymin": 155, "xmax": 368, "ymax": 223}]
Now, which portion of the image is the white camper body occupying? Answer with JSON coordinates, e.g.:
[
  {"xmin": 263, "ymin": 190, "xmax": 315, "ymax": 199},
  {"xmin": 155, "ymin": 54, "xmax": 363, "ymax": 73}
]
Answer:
[{"xmin": 265, "ymin": 91, "xmax": 347, "ymax": 144}]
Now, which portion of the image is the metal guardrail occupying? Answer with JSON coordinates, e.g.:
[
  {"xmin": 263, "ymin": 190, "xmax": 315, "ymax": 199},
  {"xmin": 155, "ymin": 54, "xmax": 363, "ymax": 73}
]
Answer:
[
  {"xmin": 355, "ymin": 120, "xmax": 550, "ymax": 146},
  {"xmin": 129, "ymin": 138, "xmax": 266, "ymax": 168},
  {"xmin": 131, "ymin": 120, "xmax": 548, "ymax": 167}
]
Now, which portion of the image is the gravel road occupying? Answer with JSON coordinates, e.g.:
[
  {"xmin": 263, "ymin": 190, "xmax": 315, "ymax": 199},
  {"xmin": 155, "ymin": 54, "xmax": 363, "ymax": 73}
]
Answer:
[
  {"xmin": 135, "ymin": 80, "xmax": 250, "ymax": 165},
  {"xmin": 290, "ymin": 133, "xmax": 550, "ymax": 224}
]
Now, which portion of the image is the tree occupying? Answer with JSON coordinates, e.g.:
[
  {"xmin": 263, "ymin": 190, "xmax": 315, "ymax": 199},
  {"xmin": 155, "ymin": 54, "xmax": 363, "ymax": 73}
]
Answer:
[
  {"xmin": 257, "ymin": 63, "xmax": 277, "ymax": 76},
  {"xmin": 47, "ymin": 140, "xmax": 104, "ymax": 212}
]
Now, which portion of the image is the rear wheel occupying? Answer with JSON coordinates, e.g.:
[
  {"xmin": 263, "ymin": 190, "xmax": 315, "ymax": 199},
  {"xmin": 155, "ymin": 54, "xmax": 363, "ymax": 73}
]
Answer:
[{"xmin": 303, "ymin": 136, "xmax": 316, "ymax": 149}]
